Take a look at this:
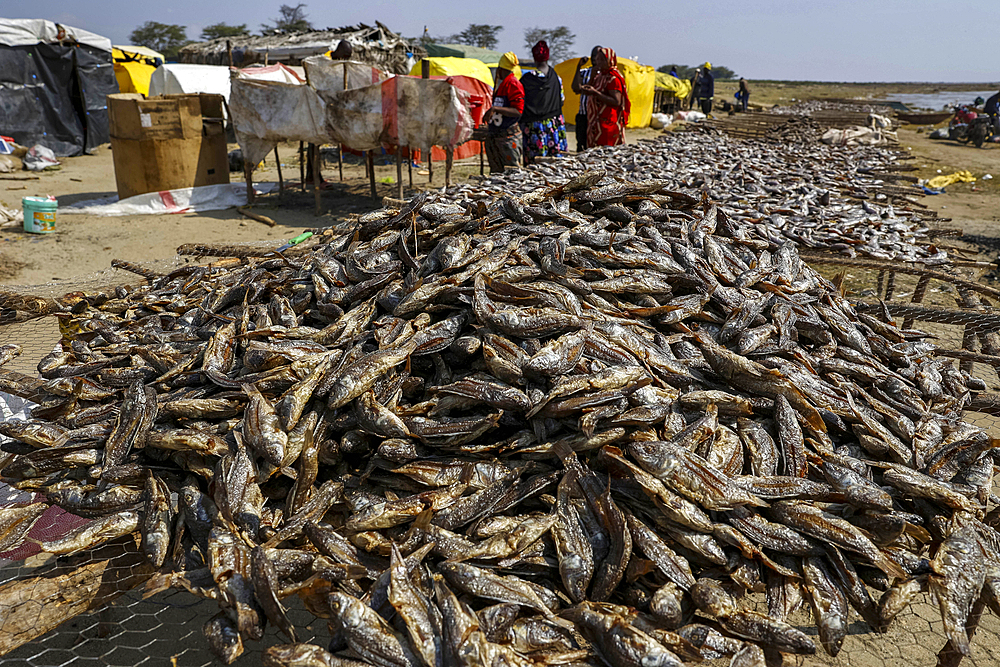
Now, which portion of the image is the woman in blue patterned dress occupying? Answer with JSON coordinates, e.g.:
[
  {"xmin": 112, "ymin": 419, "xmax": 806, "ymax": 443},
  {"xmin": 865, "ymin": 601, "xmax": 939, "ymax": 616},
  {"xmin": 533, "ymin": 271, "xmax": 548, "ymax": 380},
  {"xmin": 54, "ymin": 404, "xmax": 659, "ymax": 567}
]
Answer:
[{"xmin": 520, "ymin": 40, "xmax": 568, "ymax": 164}]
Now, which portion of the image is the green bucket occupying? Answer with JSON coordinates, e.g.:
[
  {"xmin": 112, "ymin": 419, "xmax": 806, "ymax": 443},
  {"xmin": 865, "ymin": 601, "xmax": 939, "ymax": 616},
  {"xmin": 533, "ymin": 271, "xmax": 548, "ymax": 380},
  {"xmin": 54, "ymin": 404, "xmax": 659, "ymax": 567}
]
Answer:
[{"xmin": 22, "ymin": 196, "xmax": 57, "ymax": 234}]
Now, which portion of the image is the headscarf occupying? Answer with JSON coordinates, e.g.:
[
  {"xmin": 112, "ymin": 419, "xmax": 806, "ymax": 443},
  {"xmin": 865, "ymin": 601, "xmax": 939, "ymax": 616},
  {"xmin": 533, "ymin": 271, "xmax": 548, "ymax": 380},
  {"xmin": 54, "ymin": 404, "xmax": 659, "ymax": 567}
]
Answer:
[
  {"xmin": 498, "ymin": 51, "xmax": 518, "ymax": 71},
  {"xmin": 586, "ymin": 47, "xmax": 630, "ymax": 146},
  {"xmin": 531, "ymin": 40, "xmax": 549, "ymax": 63}
]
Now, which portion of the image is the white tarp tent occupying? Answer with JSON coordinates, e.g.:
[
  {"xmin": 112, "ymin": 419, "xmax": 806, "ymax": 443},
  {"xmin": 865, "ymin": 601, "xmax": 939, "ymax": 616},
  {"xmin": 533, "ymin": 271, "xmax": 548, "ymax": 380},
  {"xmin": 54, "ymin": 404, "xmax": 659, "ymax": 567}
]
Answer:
[
  {"xmin": 148, "ymin": 63, "xmax": 232, "ymax": 102},
  {"xmin": 0, "ymin": 18, "xmax": 111, "ymax": 51}
]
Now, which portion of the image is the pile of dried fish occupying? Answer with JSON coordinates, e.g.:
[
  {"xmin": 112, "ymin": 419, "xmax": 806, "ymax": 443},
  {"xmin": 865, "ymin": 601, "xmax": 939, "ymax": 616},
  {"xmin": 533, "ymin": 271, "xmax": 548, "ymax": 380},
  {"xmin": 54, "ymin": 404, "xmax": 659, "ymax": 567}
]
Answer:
[
  {"xmin": 762, "ymin": 116, "xmax": 823, "ymax": 144},
  {"xmin": 443, "ymin": 132, "xmax": 942, "ymax": 264},
  {"xmin": 0, "ymin": 173, "xmax": 996, "ymax": 667}
]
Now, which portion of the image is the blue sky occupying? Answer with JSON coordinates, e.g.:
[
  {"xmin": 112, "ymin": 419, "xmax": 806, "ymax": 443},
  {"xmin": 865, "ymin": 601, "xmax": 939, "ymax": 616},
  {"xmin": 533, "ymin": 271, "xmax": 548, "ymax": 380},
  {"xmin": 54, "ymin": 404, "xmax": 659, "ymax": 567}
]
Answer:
[{"xmin": 8, "ymin": 0, "xmax": 997, "ymax": 81}]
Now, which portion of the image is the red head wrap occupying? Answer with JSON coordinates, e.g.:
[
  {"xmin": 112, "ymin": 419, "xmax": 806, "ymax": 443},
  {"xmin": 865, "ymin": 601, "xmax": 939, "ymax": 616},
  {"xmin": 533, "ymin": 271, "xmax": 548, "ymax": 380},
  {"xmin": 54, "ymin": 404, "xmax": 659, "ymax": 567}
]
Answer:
[{"xmin": 531, "ymin": 41, "xmax": 549, "ymax": 63}]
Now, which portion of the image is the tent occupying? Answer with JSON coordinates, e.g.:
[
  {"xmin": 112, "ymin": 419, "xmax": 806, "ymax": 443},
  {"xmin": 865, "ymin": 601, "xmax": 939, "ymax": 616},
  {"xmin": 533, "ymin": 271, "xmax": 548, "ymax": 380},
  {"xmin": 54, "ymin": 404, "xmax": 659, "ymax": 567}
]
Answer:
[
  {"xmin": 421, "ymin": 44, "xmax": 521, "ymax": 79},
  {"xmin": 112, "ymin": 45, "xmax": 164, "ymax": 96},
  {"xmin": 149, "ymin": 64, "xmax": 232, "ymax": 103},
  {"xmin": 424, "ymin": 43, "xmax": 505, "ymax": 62},
  {"xmin": 553, "ymin": 57, "xmax": 656, "ymax": 128},
  {"xmin": 408, "ymin": 57, "xmax": 494, "ymax": 89},
  {"xmin": 655, "ymin": 72, "xmax": 692, "ymax": 100},
  {"xmin": 0, "ymin": 18, "xmax": 118, "ymax": 156}
]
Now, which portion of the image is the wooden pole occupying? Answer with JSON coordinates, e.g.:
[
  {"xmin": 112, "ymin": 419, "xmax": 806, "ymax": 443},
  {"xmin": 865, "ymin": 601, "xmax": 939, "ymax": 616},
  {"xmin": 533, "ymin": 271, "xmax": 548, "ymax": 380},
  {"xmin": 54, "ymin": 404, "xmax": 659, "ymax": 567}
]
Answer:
[
  {"xmin": 445, "ymin": 146, "xmax": 453, "ymax": 188},
  {"xmin": 299, "ymin": 141, "xmax": 305, "ymax": 191},
  {"xmin": 243, "ymin": 161, "xmax": 255, "ymax": 205},
  {"xmin": 226, "ymin": 40, "xmax": 234, "ymax": 69},
  {"xmin": 340, "ymin": 63, "xmax": 347, "ymax": 182},
  {"xmin": 396, "ymin": 144, "xmax": 403, "ymax": 199},
  {"xmin": 480, "ymin": 141, "xmax": 485, "ymax": 176},
  {"xmin": 407, "ymin": 148, "xmax": 413, "ymax": 188},
  {"xmin": 367, "ymin": 151, "xmax": 377, "ymax": 201},
  {"xmin": 274, "ymin": 146, "xmax": 283, "ymax": 196},
  {"xmin": 313, "ymin": 144, "xmax": 322, "ymax": 216},
  {"xmin": 421, "ymin": 59, "xmax": 433, "ymax": 184}
]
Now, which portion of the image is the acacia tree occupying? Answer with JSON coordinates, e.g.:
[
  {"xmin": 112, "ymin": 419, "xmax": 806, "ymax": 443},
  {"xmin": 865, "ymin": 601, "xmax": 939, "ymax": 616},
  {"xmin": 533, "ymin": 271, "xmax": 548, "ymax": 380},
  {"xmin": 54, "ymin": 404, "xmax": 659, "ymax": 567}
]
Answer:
[
  {"xmin": 262, "ymin": 4, "xmax": 313, "ymax": 33},
  {"xmin": 523, "ymin": 26, "xmax": 575, "ymax": 62},
  {"xmin": 128, "ymin": 22, "xmax": 189, "ymax": 58},
  {"xmin": 451, "ymin": 24, "xmax": 503, "ymax": 49},
  {"xmin": 201, "ymin": 23, "xmax": 248, "ymax": 41}
]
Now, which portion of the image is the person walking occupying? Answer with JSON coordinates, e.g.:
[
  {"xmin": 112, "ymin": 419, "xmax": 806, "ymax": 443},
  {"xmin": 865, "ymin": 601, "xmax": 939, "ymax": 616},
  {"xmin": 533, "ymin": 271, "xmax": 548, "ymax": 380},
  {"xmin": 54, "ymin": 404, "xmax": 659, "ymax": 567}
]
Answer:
[
  {"xmin": 579, "ymin": 47, "xmax": 630, "ymax": 147},
  {"xmin": 688, "ymin": 68, "xmax": 701, "ymax": 110},
  {"xmin": 698, "ymin": 62, "xmax": 714, "ymax": 115},
  {"xmin": 571, "ymin": 46, "xmax": 602, "ymax": 152},
  {"xmin": 483, "ymin": 52, "xmax": 524, "ymax": 173},
  {"xmin": 738, "ymin": 77, "xmax": 750, "ymax": 112},
  {"xmin": 520, "ymin": 40, "xmax": 568, "ymax": 164}
]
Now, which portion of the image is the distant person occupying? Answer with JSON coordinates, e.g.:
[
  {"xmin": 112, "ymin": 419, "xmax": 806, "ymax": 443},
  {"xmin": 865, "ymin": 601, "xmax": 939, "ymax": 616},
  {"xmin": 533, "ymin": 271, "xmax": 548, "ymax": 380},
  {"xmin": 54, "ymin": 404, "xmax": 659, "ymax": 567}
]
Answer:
[
  {"xmin": 578, "ymin": 47, "xmax": 630, "ymax": 147},
  {"xmin": 738, "ymin": 77, "xmax": 750, "ymax": 112},
  {"xmin": 520, "ymin": 40, "xmax": 568, "ymax": 164},
  {"xmin": 669, "ymin": 65, "xmax": 678, "ymax": 77},
  {"xmin": 571, "ymin": 45, "xmax": 602, "ymax": 152},
  {"xmin": 688, "ymin": 68, "xmax": 701, "ymax": 110},
  {"xmin": 483, "ymin": 52, "xmax": 524, "ymax": 173},
  {"xmin": 698, "ymin": 62, "xmax": 714, "ymax": 115},
  {"xmin": 986, "ymin": 91, "xmax": 1000, "ymax": 137},
  {"xmin": 330, "ymin": 41, "xmax": 352, "ymax": 60}
]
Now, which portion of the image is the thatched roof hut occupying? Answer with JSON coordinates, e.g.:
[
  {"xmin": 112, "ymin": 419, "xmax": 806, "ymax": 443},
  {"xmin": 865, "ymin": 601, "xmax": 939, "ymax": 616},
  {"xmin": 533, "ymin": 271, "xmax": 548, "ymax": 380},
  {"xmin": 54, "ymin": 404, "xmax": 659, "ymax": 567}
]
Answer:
[{"xmin": 178, "ymin": 22, "xmax": 424, "ymax": 74}]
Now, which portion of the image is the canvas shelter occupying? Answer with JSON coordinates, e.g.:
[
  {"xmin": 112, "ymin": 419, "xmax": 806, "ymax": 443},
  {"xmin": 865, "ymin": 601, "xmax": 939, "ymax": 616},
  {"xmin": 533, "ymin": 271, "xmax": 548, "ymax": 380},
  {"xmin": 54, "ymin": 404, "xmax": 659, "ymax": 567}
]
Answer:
[
  {"xmin": 148, "ymin": 64, "xmax": 232, "ymax": 104},
  {"xmin": 408, "ymin": 57, "xmax": 494, "ymax": 89},
  {"xmin": 112, "ymin": 45, "xmax": 164, "ymax": 96},
  {"xmin": 0, "ymin": 18, "xmax": 118, "ymax": 156},
  {"xmin": 553, "ymin": 57, "xmax": 656, "ymax": 128}
]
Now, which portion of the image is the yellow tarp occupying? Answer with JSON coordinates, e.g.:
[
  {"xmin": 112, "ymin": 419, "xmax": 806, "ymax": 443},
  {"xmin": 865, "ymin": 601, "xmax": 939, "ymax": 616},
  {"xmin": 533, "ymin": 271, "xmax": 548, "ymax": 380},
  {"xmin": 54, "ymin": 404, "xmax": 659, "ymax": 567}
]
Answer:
[
  {"xmin": 408, "ymin": 57, "xmax": 498, "ymax": 89},
  {"xmin": 112, "ymin": 46, "xmax": 162, "ymax": 96},
  {"xmin": 113, "ymin": 60, "xmax": 155, "ymax": 96},
  {"xmin": 553, "ymin": 57, "xmax": 655, "ymax": 128},
  {"xmin": 655, "ymin": 72, "xmax": 692, "ymax": 100},
  {"xmin": 926, "ymin": 170, "xmax": 976, "ymax": 189}
]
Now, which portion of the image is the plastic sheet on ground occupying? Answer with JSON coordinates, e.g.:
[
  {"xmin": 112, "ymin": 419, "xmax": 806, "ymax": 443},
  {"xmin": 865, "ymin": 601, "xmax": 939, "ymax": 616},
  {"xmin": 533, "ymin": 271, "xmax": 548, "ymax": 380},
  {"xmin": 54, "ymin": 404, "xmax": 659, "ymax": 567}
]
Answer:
[
  {"xmin": 60, "ymin": 182, "xmax": 277, "ymax": 217},
  {"xmin": 821, "ymin": 125, "xmax": 892, "ymax": 146},
  {"xmin": 926, "ymin": 169, "xmax": 976, "ymax": 189}
]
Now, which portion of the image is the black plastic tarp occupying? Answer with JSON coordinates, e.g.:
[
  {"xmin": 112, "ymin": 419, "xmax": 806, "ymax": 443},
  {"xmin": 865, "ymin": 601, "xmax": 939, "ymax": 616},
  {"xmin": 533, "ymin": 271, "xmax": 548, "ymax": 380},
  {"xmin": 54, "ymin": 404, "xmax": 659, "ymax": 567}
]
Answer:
[{"xmin": 0, "ymin": 42, "xmax": 117, "ymax": 156}]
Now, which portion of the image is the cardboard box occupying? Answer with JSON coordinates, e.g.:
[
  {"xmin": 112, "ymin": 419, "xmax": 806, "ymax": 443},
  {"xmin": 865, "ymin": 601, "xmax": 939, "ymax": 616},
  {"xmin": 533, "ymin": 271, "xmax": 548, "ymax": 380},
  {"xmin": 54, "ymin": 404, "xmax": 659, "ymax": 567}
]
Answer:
[{"xmin": 108, "ymin": 93, "xmax": 229, "ymax": 199}]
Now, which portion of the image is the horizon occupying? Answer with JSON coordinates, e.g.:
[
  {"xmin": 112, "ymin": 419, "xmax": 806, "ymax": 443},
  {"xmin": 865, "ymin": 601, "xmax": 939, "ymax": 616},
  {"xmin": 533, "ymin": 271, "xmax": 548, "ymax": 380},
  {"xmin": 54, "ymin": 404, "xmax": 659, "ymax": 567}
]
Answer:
[{"xmin": 7, "ymin": 0, "xmax": 998, "ymax": 82}]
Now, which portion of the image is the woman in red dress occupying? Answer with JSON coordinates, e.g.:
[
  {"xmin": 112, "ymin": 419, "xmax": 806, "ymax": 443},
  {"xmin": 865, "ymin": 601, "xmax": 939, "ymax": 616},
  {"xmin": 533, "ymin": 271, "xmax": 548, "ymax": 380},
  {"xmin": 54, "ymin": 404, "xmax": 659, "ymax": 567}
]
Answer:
[{"xmin": 579, "ymin": 47, "xmax": 630, "ymax": 147}]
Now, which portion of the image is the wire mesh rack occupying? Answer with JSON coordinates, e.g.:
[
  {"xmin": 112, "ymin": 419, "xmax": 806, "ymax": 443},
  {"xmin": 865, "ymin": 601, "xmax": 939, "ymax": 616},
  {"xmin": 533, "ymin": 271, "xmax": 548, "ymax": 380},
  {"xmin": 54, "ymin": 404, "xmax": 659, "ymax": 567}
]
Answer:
[{"xmin": 1, "ymin": 227, "xmax": 1000, "ymax": 667}]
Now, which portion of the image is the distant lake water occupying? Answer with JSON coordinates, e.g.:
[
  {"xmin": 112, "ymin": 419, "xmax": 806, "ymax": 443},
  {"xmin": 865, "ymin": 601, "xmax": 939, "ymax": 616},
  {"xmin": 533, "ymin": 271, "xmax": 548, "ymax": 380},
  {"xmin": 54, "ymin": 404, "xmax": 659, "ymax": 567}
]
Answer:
[{"xmin": 875, "ymin": 90, "xmax": 998, "ymax": 111}]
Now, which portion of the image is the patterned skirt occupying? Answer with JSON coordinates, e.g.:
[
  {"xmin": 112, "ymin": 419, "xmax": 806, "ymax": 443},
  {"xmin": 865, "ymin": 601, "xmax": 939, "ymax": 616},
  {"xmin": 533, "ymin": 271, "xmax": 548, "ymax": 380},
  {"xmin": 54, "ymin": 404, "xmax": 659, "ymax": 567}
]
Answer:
[{"xmin": 522, "ymin": 115, "xmax": 568, "ymax": 160}]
